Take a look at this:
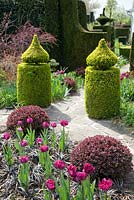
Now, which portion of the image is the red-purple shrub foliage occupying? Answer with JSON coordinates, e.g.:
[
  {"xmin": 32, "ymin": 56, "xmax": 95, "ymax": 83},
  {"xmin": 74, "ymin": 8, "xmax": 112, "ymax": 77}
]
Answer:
[
  {"xmin": 0, "ymin": 20, "xmax": 57, "ymax": 80},
  {"xmin": 0, "ymin": 21, "xmax": 57, "ymax": 58},
  {"xmin": 75, "ymin": 67, "xmax": 85, "ymax": 78},
  {"xmin": 7, "ymin": 105, "xmax": 50, "ymax": 133},
  {"xmin": 71, "ymin": 135, "xmax": 133, "ymax": 180},
  {"xmin": 64, "ymin": 77, "xmax": 76, "ymax": 91}
]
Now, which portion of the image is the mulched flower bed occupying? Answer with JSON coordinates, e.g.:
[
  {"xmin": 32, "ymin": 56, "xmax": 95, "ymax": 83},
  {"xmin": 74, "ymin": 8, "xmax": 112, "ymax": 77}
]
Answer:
[{"xmin": 0, "ymin": 126, "xmax": 134, "ymax": 200}]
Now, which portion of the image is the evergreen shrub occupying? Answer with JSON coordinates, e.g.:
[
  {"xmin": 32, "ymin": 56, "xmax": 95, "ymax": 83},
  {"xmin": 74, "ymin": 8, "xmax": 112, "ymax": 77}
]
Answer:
[
  {"xmin": 85, "ymin": 39, "xmax": 120, "ymax": 119},
  {"xmin": 7, "ymin": 105, "xmax": 50, "ymax": 133},
  {"xmin": 17, "ymin": 35, "xmax": 51, "ymax": 107},
  {"xmin": 71, "ymin": 135, "xmax": 133, "ymax": 180},
  {"xmin": 86, "ymin": 38, "xmax": 118, "ymax": 70},
  {"xmin": 85, "ymin": 67, "xmax": 120, "ymax": 119},
  {"xmin": 119, "ymin": 46, "xmax": 130, "ymax": 60}
]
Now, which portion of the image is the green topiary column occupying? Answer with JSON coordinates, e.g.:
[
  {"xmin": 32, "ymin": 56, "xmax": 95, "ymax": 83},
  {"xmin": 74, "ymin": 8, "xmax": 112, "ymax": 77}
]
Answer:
[
  {"xmin": 85, "ymin": 38, "xmax": 120, "ymax": 119},
  {"xmin": 17, "ymin": 35, "xmax": 51, "ymax": 107}
]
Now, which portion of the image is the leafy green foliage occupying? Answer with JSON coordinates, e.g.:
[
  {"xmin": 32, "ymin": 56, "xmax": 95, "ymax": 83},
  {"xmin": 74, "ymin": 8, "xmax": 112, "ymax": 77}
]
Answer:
[
  {"xmin": 0, "ymin": 70, "xmax": 84, "ymax": 109},
  {"xmin": 116, "ymin": 56, "xmax": 129, "ymax": 68},
  {"xmin": 3, "ymin": 143, "xmax": 14, "ymax": 167},
  {"xmin": 0, "ymin": 81, "xmax": 17, "ymax": 108},
  {"xmin": 120, "ymin": 74, "xmax": 134, "ymax": 126},
  {"xmin": 0, "ymin": 0, "xmax": 46, "ymax": 28},
  {"xmin": 18, "ymin": 162, "xmax": 30, "ymax": 191},
  {"xmin": 120, "ymin": 101, "xmax": 134, "ymax": 126},
  {"xmin": 0, "ymin": 68, "xmax": 6, "ymax": 83},
  {"xmin": 51, "ymin": 71, "xmax": 84, "ymax": 102},
  {"xmin": 51, "ymin": 73, "xmax": 70, "ymax": 102},
  {"xmin": 121, "ymin": 76, "xmax": 134, "ymax": 101}
]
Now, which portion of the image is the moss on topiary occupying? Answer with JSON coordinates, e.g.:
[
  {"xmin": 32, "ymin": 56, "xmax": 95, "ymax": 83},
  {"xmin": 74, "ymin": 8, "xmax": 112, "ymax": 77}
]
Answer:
[
  {"xmin": 21, "ymin": 34, "xmax": 49, "ymax": 64},
  {"xmin": 17, "ymin": 35, "xmax": 51, "ymax": 107},
  {"xmin": 86, "ymin": 38, "xmax": 118, "ymax": 70},
  {"xmin": 85, "ymin": 67, "xmax": 120, "ymax": 119}
]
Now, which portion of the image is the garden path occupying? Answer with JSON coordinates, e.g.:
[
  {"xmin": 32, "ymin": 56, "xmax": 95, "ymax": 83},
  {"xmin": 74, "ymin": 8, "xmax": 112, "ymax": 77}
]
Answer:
[
  {"xmin": 0, "ymin": 64, "xmax": 133, "ymax": 149},
  {"xmin": 0, "ymin": 64, "xmax": 134, "ymax": 190}
]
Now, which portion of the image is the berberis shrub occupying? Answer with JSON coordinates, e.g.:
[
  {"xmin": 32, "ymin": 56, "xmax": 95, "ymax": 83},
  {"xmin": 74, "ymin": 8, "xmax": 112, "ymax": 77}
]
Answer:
[
  {"xmin": 7, "ymin": 105, "xmax": 50, "ymax": 133},
  {"xmin": 71, "ymin": 135, "xmax": 133, "ymax": 180}
]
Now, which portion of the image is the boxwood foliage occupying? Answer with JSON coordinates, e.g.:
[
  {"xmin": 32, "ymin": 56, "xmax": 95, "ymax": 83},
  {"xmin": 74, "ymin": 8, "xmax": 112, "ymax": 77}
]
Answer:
[
  {"xmin": 85, "ymin": 66, "xmax": 120, "ymax": 119},
  {"xmin": 85, "ymin": 38, "xmax": 120, "ymax": 119},
  {"xmin": 21, "ymin": 34, "xmax": 49, "ymax": 64},
  {"xmin": 17, "ymin": 35, "xmax": 51, "ymax": 107},
  {"xmin": 86, "ymin": 38, "xmax": 118, "ymax": 70}
]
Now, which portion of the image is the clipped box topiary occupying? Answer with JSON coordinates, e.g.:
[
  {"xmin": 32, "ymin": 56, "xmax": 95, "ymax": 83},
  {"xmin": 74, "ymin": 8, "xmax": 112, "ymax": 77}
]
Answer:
[
  {"xmin": 85, "ymin": 38, "xmax": 120, "ymax": 119},
  {"xmin": 17, "ymin": 35, "xmax": 51, "ymax": 107}
]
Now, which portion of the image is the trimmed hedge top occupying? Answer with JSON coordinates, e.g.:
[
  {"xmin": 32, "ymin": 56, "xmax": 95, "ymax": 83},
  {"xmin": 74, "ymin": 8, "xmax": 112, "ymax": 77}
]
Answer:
[
  {"xmin": 21, "ymin": 35, "xmax": 49, "ymax": 64},
  {"xmin": 86, "ymin": 38, "xmax": 118, "ymax": 70}
]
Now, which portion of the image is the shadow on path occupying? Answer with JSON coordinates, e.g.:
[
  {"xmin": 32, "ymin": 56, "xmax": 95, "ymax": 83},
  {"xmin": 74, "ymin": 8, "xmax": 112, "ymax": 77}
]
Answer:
[{"xmin": 45, "ymin": 104, "xmax": 71, "ymax": 123}]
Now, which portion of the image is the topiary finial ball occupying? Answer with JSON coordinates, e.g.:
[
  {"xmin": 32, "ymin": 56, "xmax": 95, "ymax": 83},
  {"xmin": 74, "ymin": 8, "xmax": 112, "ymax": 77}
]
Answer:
[
  {"xmin": 86, "ymin": 38, "xmax": 118, "ymax": 70},
  {"xmin": 21, "ymin": 34, "xmax": 49, "ymax": 64}
]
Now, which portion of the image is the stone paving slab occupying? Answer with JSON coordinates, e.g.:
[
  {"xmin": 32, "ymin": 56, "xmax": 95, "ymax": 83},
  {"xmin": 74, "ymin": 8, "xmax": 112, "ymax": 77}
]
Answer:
[{"xmin": 45, "ymin": 89, "xmax": 134, "ymax": 152}]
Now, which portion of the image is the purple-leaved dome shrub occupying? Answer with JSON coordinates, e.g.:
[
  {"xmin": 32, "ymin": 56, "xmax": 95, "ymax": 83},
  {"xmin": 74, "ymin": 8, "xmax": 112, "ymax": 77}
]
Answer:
[
  {"xmin": 7, "ymin": 105, "xmax": 50, "ymax": 133},
  {"xmin": 71, "ymin": 135, "xmax": 133, "ymax": 180}
]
